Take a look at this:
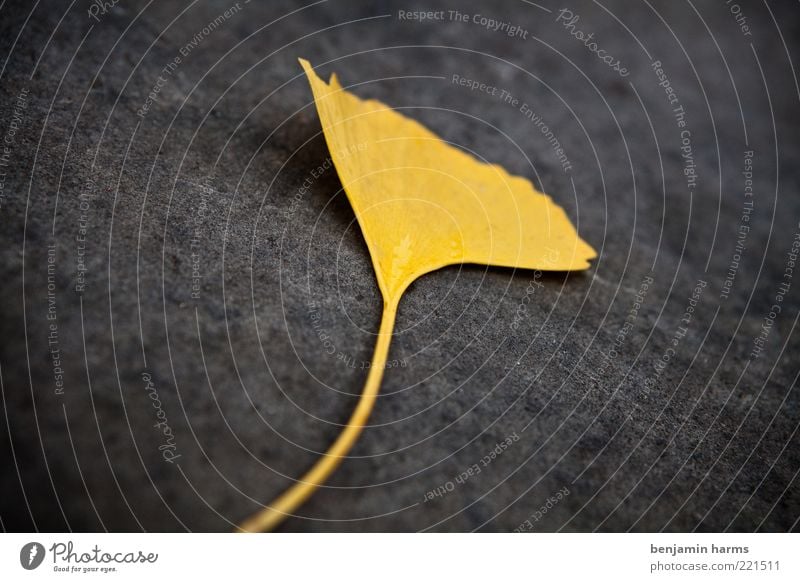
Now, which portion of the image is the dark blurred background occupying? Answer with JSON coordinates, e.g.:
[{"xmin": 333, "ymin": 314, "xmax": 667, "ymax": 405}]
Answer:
[{"xmin": 1, "ymin": 0, "xmax": 798, "ymax": 531}]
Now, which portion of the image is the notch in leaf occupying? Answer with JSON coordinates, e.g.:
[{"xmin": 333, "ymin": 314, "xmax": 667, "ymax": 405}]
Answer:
[{"xmin": 237, "ymin": 59, "xmax": 596, "ymax": 532}]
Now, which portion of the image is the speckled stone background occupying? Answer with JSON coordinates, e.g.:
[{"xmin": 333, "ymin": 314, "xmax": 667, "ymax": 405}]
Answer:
[{"xmin": 1, "ymin": 0, "xmax": 798, "ymax": 532}]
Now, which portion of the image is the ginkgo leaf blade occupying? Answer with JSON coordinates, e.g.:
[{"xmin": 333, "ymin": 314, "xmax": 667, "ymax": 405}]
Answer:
[{"xmin": 298, "ymin": 57, "xmax": 596, "ymax": 305}]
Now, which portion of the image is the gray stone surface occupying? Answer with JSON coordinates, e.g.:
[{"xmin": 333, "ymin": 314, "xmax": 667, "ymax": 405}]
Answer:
[{"xmin": 1, "ymin": 0, "xmax": 798, "ymax": 532}]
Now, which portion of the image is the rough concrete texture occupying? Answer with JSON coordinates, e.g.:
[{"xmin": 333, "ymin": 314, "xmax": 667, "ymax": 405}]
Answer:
[{"xmin": 1, "ymin": 0, "xmax": 799, "ymax": 532}]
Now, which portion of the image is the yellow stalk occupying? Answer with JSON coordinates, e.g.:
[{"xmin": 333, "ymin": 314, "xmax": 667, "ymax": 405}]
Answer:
[{"xmin": 237, "ymin": 300, "xmax": 398, "ymax": 532}]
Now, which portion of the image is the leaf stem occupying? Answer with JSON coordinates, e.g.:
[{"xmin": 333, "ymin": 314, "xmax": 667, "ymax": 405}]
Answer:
[{"xmin": 236, "ymin": 300, "xmax": 398, "ymax": 532}]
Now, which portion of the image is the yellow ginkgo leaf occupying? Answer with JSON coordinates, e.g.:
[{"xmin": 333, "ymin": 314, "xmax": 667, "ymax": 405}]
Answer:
[{"xmin": 237, "ymin": 59, "xmax": 596, "ymax": 532}]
